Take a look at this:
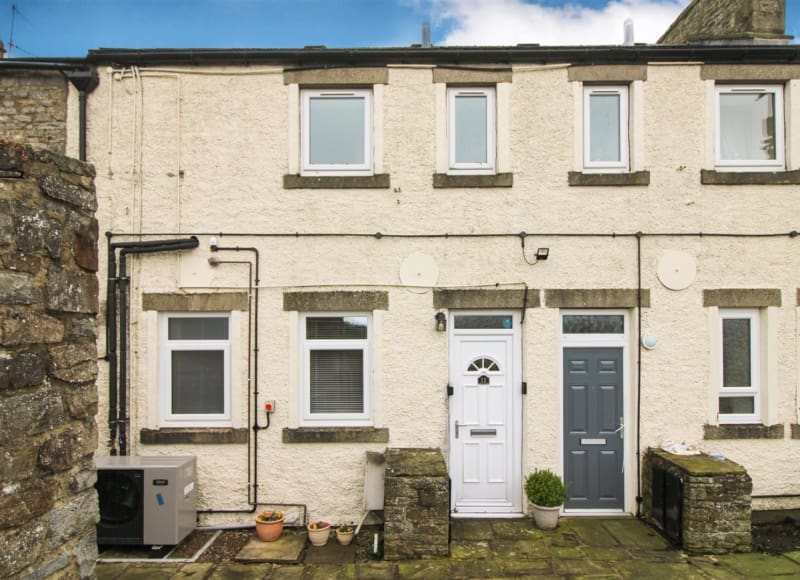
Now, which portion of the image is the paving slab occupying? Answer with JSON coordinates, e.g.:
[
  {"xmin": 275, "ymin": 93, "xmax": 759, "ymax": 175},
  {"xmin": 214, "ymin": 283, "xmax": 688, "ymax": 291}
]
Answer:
[
  {"xmin": 235, "ymin": 532, "xmax": 305, "ymax": 564},
  {"xmin": 714, "ymin": 552, "xmax": 800, "ymax": 577},
  {"xmin": 450, "ymin": 519, "xmax": 496, "ymax": 541},
  {"xmin": 615, "ymin": 560, "xmax": 708, "ymax": 579},
  {"xmin": 687, "ymin": 560, "xmax": 744, "ymax": 580},
  {"xmin": 581, "ymin": 546, "xmax": 632, "ymax": 561},
  {"xmin": 489, "ymin": 518, "xmax": 540, "ymax": 540},
  {"xmin": 603, "ymin": 519, "xmax": 670, "ymax": 550},
  {"xmin": 113, "ymin": 563, "xmax": 182, "ymax": 579},
  {"xmin": 490, "ymin": 539, "xmax": 553, "ymax": 560},
  {"xmin": 305, "ymin": 563, "xmax": 356, "ymax": 579},
  {"xmin": 396, "ymin": 560, "xmax": 454, "ymax": 579},
  {"xmin": 172, "ymin": 563, "xmax": 216, "ymax": 579},
  {"xmin": 354, "ymin": 561, "xmax": 399, "ymax": 580},
  {"xmin": 208, "ymin": 563, "xmax": 268, "ymax": 579},
  {"xmin": 268, "ymin": 564, "xmax": 306, "ymax": 579},
  {"xmin": 95, "ymin": 563, "xmax": 130, "ymax": 579},
  {"xmin": 302, "ymin": 539, "xmax": 356, "ymax": 565},
  {"xmin": 449, "ymin": 540, "xmax": 493, "ymax": 559},
  {"xmin": 553, "ymin": 558, "xmax": 612, "ymax": 576},
  {"xmin": 497, "ymin": 558, "xmax": 553, "ymax": 576},
  {"xmin": 569, "ymin": 518, "xmax": 624, "ymax": 548}
]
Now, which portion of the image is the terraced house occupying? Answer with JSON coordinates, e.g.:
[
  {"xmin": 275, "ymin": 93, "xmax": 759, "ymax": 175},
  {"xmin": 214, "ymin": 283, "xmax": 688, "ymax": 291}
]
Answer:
[{"xmin": 4, "ymin": 0, "xmax": 799, "ymax": 542}]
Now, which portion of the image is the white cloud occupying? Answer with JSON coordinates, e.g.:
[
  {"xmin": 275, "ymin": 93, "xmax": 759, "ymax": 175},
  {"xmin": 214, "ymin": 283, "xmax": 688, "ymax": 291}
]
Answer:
[{"xmin": 422, "ymin": 0, "xmax": 690, "ymax": 46}]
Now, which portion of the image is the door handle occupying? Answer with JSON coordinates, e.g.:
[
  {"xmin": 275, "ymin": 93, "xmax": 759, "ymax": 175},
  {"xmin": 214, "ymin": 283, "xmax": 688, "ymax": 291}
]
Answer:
[{"xmin": 614, "ymin": 417, "xmax": 624, "ymax": 439}]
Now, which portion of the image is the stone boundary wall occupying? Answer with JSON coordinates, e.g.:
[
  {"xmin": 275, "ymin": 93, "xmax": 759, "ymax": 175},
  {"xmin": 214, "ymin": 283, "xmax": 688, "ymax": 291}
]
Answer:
[
  {"xmin": 0, "ymin": 71, "xmax": 68, "ymax": 153},
  {"xmin": 0, "ymin": 142, "xmax": 99, "ymax": 578},
  {"xmin": 383, "ymin": 448, "xmax": 449, "ymax": 560},
  {"xmin": 642, "ymin": 449, "xmax": 752, "ymax": 554}
]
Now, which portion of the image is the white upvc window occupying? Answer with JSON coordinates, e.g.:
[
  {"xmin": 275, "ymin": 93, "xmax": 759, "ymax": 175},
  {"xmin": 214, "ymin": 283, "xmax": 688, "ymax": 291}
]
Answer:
[
  {"xmin": 159, "ymin": 313, "xmax": 231, "ymax": 426},
  {"xmin": 718, "ymin": 308, "xmax": 760, "ymax": 424},
  {"xmin": 301, "ymin": 88, "xmax": 373, "ymax": 175},
  {"xmin": 715, "ymin": 84, "xmax": 785, "ymax": 171},
  {"xmin": 583, "ymin": 85, "xmax": 629, "ymax": 171},
  {"xmin": 301, "ymin": 313, "xmax": 372, "ymax": 425},
  {"xmin": 447, "ymin": 86, "xmax": 496, "ymax": 173}
]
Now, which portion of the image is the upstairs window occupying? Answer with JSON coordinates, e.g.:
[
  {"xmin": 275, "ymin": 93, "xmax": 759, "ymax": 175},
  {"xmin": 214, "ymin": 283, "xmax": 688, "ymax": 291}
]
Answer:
[
  {"xmin": 718, "ymin": 308, "xmax": 760, "ymax": 424},
  {"xmin": 448, "ymin": 87, "xmax": 495, "ymax": 173},
  {"xmin": 715, "ymin": 85, "xmax": 784, "ymax": 171},
  {"xmin": 160, "ymin": 313, "xmax": 231, "ymax": 426},
  {"xmin": 583, "ymin": 85, "xmax": 629, "ymax": 172},
  {"xmin": 301, "ymin": 314, "xmax": 372, "ymax": 425},
  {"xmin": 301, "ymin": 89, "xmax": 372, "ymax": 175}
]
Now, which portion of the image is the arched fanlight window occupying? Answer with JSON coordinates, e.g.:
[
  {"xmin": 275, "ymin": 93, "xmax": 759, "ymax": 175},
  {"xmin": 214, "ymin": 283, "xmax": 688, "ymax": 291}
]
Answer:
[{"xmin": 467, "ymin": 357, "xmax": 500, "ymax": 373}]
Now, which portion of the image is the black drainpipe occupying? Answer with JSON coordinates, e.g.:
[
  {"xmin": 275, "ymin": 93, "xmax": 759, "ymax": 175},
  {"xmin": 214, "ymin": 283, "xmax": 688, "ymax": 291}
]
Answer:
[
  {"xmin": 63, "ymin": 68, "xmax": 99, "ymax": 162},
  {"xmin": 635, "ymin": 232, "xmax": 643, "ymax": 517},
  {"xmin": 105, "ymin": 235, "xmax": 199, "ymax": 456}
]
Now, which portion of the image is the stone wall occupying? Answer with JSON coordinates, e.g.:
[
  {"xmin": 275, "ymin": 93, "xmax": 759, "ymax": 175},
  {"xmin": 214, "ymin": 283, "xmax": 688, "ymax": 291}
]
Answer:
[
  {"xmin": 659, "ymin": 0, "xmax": 790, "ymax": 44},
  {"xmin": 0, "ymin": 142, "xmax": 99, "ymax": 578},
  {"xmin": 642, "ymin": 449, "xmax": 752, "ymax": 554},
  {"xmin": 383, "ymin": 448, "xmax": 449, "ymax": 560},
  {"xmin": 0, "ymin": 71, "xmax": 68, "ymax": 153}
]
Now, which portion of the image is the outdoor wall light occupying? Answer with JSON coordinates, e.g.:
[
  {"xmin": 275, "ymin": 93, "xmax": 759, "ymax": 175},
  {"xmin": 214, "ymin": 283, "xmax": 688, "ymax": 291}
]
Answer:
[
  {"xmin": 535, "ymin": 247, "xmax": 549, "ymax": 261},
  {"xmin": 435, "ymin": 311, "xmax": 447, "ymax": 332},
  {"xmin": 641, "ymin": 333, "xmax": 659, "ymax": 350}
]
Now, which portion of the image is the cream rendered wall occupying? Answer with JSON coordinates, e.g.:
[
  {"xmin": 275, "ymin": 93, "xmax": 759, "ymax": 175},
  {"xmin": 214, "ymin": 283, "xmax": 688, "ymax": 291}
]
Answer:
[{"xmin": 86, "ymin": 61, "xmax": 800, "ymax": 524}]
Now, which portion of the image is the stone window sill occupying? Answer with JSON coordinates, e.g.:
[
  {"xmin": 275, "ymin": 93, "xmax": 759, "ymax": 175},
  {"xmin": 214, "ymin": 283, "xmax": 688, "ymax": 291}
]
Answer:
[
  {"xmin": 703, "ymin": 424, "xmax": 784, "ymax": 440},
  {"xmin": 433, "ymin": 173, "xmax": 513, "ymax": 188},
  {"xmin": 282, "ymin": 427, "xmax": 389, "ymax": 444},
  {"xmin": 283, "ymin": 174, "xmax": 390, "ymax": 189},
  {"xmin": 140, "ymin": 428, "xmax": 248, "ymax": 445},
  {"xmin": 568, "ymin": 171, "xmax": 650, "ymax": 186},
  {"xmin": 701, "ymin": 169, "xmax": 800, "ymax": 185}
]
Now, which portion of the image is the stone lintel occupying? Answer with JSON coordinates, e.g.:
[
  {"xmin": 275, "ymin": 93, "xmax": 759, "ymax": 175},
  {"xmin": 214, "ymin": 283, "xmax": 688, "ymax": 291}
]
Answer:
[
  {"xmin": 283, "ymin": 290, "xmax": 388, "ymax": 312},
  {"xmin": 282, "ymin": 427, "xmax": 389, "ymax": 444},
  {"xmin": 432, "ymin": 67, "xmax": 512, "ymax": 84},
  {"xmin": 701, "ymin": 169, "xmax": 800, "ymax": 186},
  {"xmin": 283, "ymin": 174, "xmax": 391, "ymax": 189},
  {"xmin": 432, "ymin": 172, "xmax": 513, "ymax": 188},
  {"xmin": 140, "ymin": 428, "xmax": 248, "ymax": 444},
  {"xmin": 142, "ymin": 292, "xmax": 249, "ymax": 311},
  {"xmin": 703, "ymin": 289, "xmax": 781, "ymax": 308},
  {"xmin": 703, "ymin": 424, "xmax": 785, "ymax": 440},
  {"xmin": 283, "ymin": 67, "xmax": 388, "ymax": 85},
  {"xmin": 544, "ymin": 288, "xmax": 650, "ymax": 308},
  {"xmin": 568, "ymin": 65, "xmax": 647, "ymax": 82},
  {"xmin": 568, "ymin": 171, "xmax": 650, "ymax": 187},
  {"xmin": 701, "ymin": 65, "xmax": 800, "ymax": 81},
  {"xmin": 433, "ymin": 288, "xmax": 537, "ymax": 310}
]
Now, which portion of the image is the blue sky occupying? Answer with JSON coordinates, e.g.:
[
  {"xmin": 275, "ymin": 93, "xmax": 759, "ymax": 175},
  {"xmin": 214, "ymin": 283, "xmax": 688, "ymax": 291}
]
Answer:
[{"xmin": 1, "ymin": 0, "xmax": 797, "ymax": 58}]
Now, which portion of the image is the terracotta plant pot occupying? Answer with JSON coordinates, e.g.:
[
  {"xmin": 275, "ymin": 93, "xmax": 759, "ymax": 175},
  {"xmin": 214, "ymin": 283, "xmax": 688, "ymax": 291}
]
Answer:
[
  {"xmin": 307, "ymin": 521, "xmax": 331, "ymax": 546},
  {"xmin": 336, "ymin": 529, "xmax": 354, "ymax": 546},
  {"xmin": 255, "ymin": 513, "xmax": 285, "ymax": 542},
  {"xmin": 531, "ymin": 503, "xmax": 561, "ymax": 530}
]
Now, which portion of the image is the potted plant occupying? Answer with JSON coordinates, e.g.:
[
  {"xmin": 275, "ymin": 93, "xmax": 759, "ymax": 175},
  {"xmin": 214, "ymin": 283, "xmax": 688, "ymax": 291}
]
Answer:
[
  {"xmin": 335, "ymin": 523, "xmax": 355, "ymax": 546},
  {"xmin": 307, "ymin": 520, "xmax": 331, "ymax": 546},
  {"xmin": 255, "ymin": 510, "xmax": 284, "ymax": 542},
  {"xmin": 524, "ymin": 469, "xmax": 568, "ymax": 530}
]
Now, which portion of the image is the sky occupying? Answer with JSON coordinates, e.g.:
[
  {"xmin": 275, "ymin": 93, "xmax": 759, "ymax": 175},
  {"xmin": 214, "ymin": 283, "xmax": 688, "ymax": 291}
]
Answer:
[{"xmin": 1, "ymin": 0, "xmax": 798, "ymax": 59}]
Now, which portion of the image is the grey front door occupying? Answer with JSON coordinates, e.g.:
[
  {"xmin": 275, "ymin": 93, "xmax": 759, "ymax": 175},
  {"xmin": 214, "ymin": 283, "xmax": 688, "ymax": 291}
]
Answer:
[{"xmin": 563, "ymin": 347, "xmax": 624, "ymax": 510}]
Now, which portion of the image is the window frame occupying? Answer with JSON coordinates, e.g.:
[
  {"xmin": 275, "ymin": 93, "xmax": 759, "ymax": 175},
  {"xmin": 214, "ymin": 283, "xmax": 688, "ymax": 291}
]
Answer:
[
  {"xmin": 300, "ymin": 312, "xmax": 373, "ymax": 426},
  {"xmin": 714, "ymin": 84, "xmax": 785, "ymax": 171},
  {"xmin": 159, "ymin": 312, "xmax": 232, "ymax": 427},
  {"xmin": 447, "ymin": 86, "xmax": 496, "ymax": 174},
  {"xmin": 583, "ymin": 84, "xmax": 630, "ymax": 172},
  {"xmin": 718, "ymin": 308, "xmax": 760, "ymax": 424},
  {"xmin": 301, "ymin": 88, "xmax": 373, "ymax": 176}
]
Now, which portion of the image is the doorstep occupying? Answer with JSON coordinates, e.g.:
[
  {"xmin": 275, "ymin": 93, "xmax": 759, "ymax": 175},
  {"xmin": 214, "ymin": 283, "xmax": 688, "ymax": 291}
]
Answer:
[{"xmin": 235, "ymin": 530, "xmax": 305, "ymax": 564}]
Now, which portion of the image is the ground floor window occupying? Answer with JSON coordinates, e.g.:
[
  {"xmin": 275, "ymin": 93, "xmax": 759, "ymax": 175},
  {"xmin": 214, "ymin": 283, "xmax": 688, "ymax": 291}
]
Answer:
[
  {"xmin": 718, "ymin": 308, "xmax": 760, "ymax": 423},
  {"xmin": 159, "ymin": 313, "xmax": 231, "ymax": 426},
  {"xmin": 301, "ymin": 313, "xmax": 372, "ymax": 425}
]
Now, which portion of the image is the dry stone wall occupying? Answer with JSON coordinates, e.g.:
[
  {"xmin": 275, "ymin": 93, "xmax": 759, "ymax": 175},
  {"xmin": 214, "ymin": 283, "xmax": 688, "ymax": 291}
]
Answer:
[
  {"xmin": 0, "ymin": 142, "xmax": 99, "ymax": 578},
  {"xmin": 0, "ymin": 71, "xmax": 67, "ymax": 153}
]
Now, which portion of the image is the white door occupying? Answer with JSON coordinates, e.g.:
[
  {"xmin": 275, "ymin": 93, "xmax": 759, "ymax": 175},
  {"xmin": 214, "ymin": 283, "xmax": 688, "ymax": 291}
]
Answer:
[{"xmin": 449, "ymin": 313, "xmax": 522, "ymax": 515}]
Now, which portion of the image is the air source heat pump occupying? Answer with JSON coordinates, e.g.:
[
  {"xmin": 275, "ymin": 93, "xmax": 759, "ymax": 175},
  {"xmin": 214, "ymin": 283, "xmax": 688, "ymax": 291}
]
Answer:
[{"xmin": 95, "ymin": 456, "xmax": 196, "ymax": 546}]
